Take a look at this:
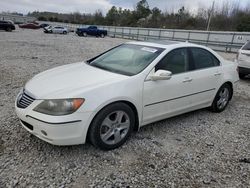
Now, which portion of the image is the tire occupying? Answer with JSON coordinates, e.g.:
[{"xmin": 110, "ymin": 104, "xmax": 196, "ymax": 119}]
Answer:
[
  {"xmin": 239, "ymin": 73, "xmax": 246, "ymax": 79},
  {"xmin": 6, "ymin": 27, "xmax": 12, "ymax": 32},
  {"xmin": 89, "ymin": 102, "xmax": 135, "ymax": 150},
  {"xmin": 100, "ymin": 33, "xmax": 105, "ymax": 38},
  {"xmin": 63, "ymin": 31, "xmax": 67, "ymax": 34},
  {"xmin": 83, "ymin": 32, "xmax": 87, "ymax": 37},
  {"xmin": 210, "ymin": 83, "xmax": 232, "ymax": 113}
]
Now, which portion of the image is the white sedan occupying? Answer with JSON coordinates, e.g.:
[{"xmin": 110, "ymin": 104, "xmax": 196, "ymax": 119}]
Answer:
[
  {"xmin": 15, "ymin": 41, "xmax": 239, "ymax": 150},
  {"xmin": 44, "ymin": 26, "xmax": 68, "ymax": 34}
]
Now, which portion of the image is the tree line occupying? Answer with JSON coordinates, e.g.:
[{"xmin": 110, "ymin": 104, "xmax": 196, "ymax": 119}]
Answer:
[{"xmin": 28, "ymin": 0, "xmax": 250, "ymax": 31}]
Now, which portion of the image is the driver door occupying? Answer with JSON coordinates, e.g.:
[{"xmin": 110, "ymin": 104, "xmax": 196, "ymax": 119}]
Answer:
[
  {"xmin": 142, "ymin": 48, "xmax": 195, "ymax": 125},
  {"xmin": 53, "ymin": 27, "xmax": 59, "ymax": 33}
]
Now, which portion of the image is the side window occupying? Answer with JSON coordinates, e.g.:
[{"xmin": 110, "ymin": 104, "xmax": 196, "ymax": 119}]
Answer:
[
  {"xmin": 190, "ymin": 48, "xmax": 220, "ymax": 70},
  {"xmin": 155, "ymin": 48, "xmax": 189, "ymax": 74}
]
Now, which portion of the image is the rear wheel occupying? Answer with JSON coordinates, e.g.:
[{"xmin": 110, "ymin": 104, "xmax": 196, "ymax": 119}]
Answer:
[
  {"xmin": 210, "ymin": 83, "xmax": 232, "ymax": 113},
  {"xmin": 6, "ymin": 27, "xmax": 12, "ymax": 32},
  {"xmin": 100, "ymin": 33, "xmax": 105, "ymax": 38},
  {"xmin": 89, "ymin": 103, "xmax": 135, "ymax": 150},
  {"xmin": 63, "ymin": 31, "xmax": 67, "ymax": 34},
  {"xmin": 83, "ymin": 32, "xmax": 87, "ymax": 37}
]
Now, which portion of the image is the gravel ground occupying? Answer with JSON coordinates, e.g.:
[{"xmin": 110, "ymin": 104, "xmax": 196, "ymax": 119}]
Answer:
[{"xmin": 0, "ymin": 28, "xmax": 250, "ymax": 188}]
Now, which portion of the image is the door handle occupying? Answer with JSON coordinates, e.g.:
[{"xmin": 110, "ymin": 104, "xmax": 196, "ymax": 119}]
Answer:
[
  {"xmin": 214, "ymin": 72, "xmax": 222, "ymax": 76},
  {"xmin": 182, "ymin": 77, "xmax": 193, "ymax": 83}
]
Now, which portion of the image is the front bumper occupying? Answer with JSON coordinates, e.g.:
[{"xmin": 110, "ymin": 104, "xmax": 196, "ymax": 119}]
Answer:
[{"xmin": 15, "ymin": 99, "xmax": 93, "ymax": 146}]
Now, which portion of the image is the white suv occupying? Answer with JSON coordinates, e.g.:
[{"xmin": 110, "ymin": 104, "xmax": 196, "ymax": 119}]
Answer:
[{"xmin": 237, "ymin": 41, "xmax": 250, "ymax": 79}]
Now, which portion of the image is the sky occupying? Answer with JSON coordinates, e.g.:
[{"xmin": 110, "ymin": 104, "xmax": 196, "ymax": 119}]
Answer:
[{"xmin": 0, "ymin": 0, "xmax": 249, "ymax": 15}]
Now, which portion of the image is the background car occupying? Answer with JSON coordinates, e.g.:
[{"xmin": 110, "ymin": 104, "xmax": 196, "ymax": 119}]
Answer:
[
  {"xmin": 0, "ymin": 20, "xmax": 15, "ymax": 32},
  {"xmin": 18, "ymin": 22, "xmax": 40, "ymax": 29},
  {"xmin": 15, "ymin": 41, "xmax": 238, "ymax": 150},
  {"xmin": 237, "ymin": 41, "xmax": 250, "ymax": 79},
  {"xmin": 39, "ymin": 23, "xmax": 50, "ymax": 28},
  {"xmin": 76, "ymin": 26, "xmax": 107, "ymax": 37},
  {"xmin": 44, "ymin": 26, "xmax": 68, "ymax": 34}
]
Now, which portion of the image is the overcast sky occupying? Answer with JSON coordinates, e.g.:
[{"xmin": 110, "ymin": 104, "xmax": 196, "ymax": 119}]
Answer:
[{"xmin": 0, "ymin": 0, "xmax": 249, "ymax": 15}]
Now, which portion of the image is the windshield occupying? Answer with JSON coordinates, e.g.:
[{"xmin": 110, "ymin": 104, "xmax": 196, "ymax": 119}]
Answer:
[{"xmin": 89, "ymin": 44, "xmax": 164, "ymax": 76}]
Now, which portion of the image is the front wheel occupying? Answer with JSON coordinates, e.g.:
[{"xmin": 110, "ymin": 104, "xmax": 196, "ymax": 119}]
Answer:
[
  {"xmin": 63, "ymin": 31, "xmax": 67, "ymax": 34},
  {"xmin": 83, "ymin": 32, "xmax": 87, "ymax": 37},
  {"xmin": 89, "ymin": 103, "xmax": 135, "ymax": 150},
  {"xmin": 100, "ymin": 33, "xmax": 105, "ymax": 38},
  {"xmin": 210, "ymin": 83, "xmax": 232, "ymax": 113}
]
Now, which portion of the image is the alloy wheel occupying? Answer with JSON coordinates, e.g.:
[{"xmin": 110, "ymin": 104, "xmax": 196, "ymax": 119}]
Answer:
[
  {"xmin": 217, "ymin": 87, "xmax": 229, "ymax": 110},
  {"xmin": 100, "ymin": 110, "xmax": 130, "ymax": 145}
]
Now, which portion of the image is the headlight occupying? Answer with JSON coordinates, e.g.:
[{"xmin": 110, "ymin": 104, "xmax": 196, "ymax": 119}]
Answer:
[{"xmin": 33, "ymin": 98, "xmax": 84, "ymax": 116}]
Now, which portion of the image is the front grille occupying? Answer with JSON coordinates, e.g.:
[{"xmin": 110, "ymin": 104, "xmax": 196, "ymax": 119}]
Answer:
[{"xmin": 17, "ymin": 92, "xmax": 35, "ymax": 109}]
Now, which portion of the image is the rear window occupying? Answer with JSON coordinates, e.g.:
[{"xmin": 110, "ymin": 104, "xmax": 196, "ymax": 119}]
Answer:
[{"xmin": 242, "ymin": 42, "xmax": 250, "ymax": 50}]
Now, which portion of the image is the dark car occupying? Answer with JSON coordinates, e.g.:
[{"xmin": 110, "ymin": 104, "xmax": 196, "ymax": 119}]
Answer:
[
  {"xmin": 76, "ymin": 26, "xmax": 107, "ymax": 37},
  {"xmin": 39, "ymin": 23, "xmax": 50, "ymax": 28},
  {"xmin": 0, "ymin": 20, "xmax": 15, "ymax": 32},
  {"xmin": 18, "ymin": 22, "xmax": 40, "ymax": 29}
]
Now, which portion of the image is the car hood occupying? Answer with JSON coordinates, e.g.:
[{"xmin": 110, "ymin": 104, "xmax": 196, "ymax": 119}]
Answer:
[{"xmin": 25, "ymin": 62, "xmax": 128, "ymax": 99}]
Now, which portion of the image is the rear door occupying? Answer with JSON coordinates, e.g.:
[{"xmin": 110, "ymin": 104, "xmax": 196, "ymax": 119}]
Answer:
[
  {"xmin": 186, "ymin": 47, "xmax": 223, "ymax": 107},
  {"xmin": 52, "ymin": 27, "xmax": 59, "ymax": 33},
  {"xmin": 88, "ymin": 26, "xmax": 97, "ymax": 36},
  {"xmin": 57, "ymin": 27, "xmax": 63, "ymax": 33}
]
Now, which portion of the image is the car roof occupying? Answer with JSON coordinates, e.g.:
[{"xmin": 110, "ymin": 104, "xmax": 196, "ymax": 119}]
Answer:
[
  {"xmin": 126, "ymin": 40, "xmax": 202, "ymax": 49},
  {"xmin": 1, "ymin": 20, "xmax": 13, "ymax": 23}
]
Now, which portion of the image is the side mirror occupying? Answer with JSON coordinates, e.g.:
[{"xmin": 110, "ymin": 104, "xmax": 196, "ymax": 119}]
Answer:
[{"xmin": 150, "ymin": 70, "xmax": 172, "ymax": 81}]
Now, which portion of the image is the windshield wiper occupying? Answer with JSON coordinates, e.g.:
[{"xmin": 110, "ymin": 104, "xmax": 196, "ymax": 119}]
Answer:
[
  {"xmin": 90, "ymin": 64, "xmax": 112, "ymax": 72},
  {"xmin": 90, "ymin": 64, "xmax": 132, "ymax": 76}
]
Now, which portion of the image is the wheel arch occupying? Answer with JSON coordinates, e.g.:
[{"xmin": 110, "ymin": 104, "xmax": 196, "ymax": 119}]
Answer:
[
  {"xmin": 86, "ymin": 100, "xmax": 140, "ymax": 143},
  {"xmin": 223, "ymin": 81, "xmax": 233, "ymax": 100}
]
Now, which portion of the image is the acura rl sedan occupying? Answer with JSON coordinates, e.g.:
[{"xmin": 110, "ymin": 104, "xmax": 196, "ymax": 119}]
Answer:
[{"xmin": 15, "ymin": 41, "xmax": 239, "ymax": 150}]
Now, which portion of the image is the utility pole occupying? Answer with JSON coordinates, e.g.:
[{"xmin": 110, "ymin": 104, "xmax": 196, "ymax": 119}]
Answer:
[{"xmin": 206, "ymin": 1, "xmax": 215, "ymax": 31}]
